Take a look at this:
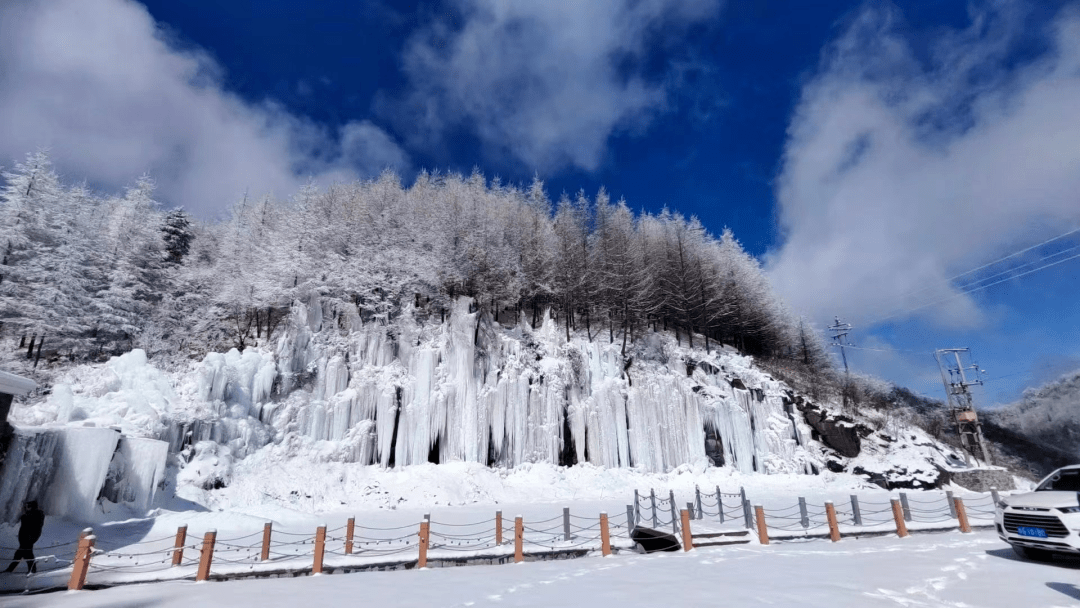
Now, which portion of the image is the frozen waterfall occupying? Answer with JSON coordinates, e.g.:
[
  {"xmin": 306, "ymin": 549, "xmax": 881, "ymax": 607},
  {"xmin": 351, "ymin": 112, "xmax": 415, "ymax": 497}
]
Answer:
[{"xmin": 186, "ymin": 295, "xmax": 819, "ymax": 475}]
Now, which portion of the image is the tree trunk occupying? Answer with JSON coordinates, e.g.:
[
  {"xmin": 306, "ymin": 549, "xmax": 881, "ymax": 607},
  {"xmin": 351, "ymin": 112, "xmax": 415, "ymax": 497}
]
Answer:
[{"xmin": 565, "ymin": 300, "xmax": 571, "ymax": 342}]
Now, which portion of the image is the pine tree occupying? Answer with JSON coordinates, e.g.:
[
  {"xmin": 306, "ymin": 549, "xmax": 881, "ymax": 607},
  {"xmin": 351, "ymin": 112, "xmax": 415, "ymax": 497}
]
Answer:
[{"xmin": 162, "ymin": 209, "xmax": 194, "ymax": 265}]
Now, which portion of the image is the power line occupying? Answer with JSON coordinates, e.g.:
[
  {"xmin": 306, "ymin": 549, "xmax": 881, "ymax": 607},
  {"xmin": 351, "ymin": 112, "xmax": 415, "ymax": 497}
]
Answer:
[
  {"xmin": 840, "ymin": 344, "xmax": 930, "ymax": 355},
  {"xmin": 890, "ymin": 225, "xmax": 1080, "ymax": 304},
  {"xmin": 950, "ymin": 243, "xmax": 1080, "ymax": 292},
  {"xmin": 867, "ymin": 248, "xmax": 1080, "ymax": 326}
]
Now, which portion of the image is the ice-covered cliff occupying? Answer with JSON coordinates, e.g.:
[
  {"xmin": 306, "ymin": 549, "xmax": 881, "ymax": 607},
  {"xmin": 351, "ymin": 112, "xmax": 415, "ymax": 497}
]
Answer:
[
  {"xmin": 4, "ymin": 294, "xmax": 973, "ymax": 521},
  {"xmin": 161, "ymin": 295, "xmax": 825, "ymax": 478}
]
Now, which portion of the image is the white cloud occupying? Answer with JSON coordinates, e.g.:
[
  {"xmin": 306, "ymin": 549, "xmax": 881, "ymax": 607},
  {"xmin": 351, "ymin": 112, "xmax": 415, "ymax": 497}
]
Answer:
[
  {"xmin": 766, "ymin": 3, "xmax": 1080, "ymax": 329},
  {"xmin": 0, "ymin": 0, "xmax": 408, "ymax": 216},
  {"xmin": 389, "ymin": 0, "xmax": 721, "ymax": 172}
]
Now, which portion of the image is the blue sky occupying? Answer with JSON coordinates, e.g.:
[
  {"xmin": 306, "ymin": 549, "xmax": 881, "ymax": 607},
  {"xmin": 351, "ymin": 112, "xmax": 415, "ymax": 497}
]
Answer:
[{"xmin": 1, "ymin": 0, "xmax": 1078, "ymax": 406}]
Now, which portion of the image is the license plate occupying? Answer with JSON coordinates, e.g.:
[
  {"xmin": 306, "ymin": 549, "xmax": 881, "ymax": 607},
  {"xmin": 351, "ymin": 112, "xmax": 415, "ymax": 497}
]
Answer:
[{"xmin": 1017, "ymin": 526, "xmax": 1048, "ymax": 538}]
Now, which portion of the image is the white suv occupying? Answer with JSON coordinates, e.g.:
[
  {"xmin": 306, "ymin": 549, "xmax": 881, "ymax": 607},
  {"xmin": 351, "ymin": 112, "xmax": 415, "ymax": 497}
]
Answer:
[{"xmin": 996, "ymin": 465, "xmax": 1080, "ymax": 560}]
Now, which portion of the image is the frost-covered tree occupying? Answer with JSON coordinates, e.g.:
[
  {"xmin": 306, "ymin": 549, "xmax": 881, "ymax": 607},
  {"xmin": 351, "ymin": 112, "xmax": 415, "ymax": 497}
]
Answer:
[
  {"xmin": 161, "ymin": 209, "xmax": 194, "ymax": 265},
  {"xmin": 0, "ymin": 149, "xmax": 836, "ymax": 371},
  {"xmin": 0, "ymin": 152, "xmax": 101, "ymax": 358}
]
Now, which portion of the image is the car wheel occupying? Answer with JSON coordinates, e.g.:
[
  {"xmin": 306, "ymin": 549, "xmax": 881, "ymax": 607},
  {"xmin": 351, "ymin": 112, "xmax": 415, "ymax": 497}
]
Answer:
[{"xmin": 1013, "ymin": 546, "xmax": 1054, "ymax": 561}]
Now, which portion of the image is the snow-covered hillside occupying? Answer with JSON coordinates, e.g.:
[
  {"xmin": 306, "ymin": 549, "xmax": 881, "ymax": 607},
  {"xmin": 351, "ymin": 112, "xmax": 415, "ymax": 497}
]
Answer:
[
  {"xmin": 3, "ymin": 294, "xmax": 976, "ymax": 521},
  {"xmin": 985, "ymin": 369, "xmax": 1080, "ymax": 457}
]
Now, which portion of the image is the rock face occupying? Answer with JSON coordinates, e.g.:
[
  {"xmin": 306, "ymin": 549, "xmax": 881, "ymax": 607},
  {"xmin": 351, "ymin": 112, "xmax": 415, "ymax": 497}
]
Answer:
[
  {"xmin": 948, "ymin": 467, "xmax": 1016, "ymax": 492},
  {"xmin": 852, "ymin": 465, "xmax": 948, "ymax": 490},
  {"xmin": 793, "ymin": 397, "xmax": 862, "ymax": 458}
]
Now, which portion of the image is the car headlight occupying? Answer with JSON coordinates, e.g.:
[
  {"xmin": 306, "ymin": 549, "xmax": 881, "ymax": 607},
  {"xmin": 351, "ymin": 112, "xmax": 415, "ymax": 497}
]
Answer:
[{"xmin": 1059, "ymin": 506, "xmax": 1080, "ymax": 513}]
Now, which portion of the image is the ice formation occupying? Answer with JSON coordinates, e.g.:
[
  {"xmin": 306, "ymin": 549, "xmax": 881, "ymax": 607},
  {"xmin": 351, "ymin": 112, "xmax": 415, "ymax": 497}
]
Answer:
[
  {"xmin": 174, "ymin": 295, "xmax": 819, "ymax": 476},
  {"xmin": 1, "ymin": 352, "xmax": 178, "ymax": 523},
  {"xmin": 42, "ymin": 427, "xmax": 120, "ymax": 520},
  {"xmin": 0, "ymin": 428, "xmax": 58, "ymax": 522},
  {"xmin": 3, "ymin": 294, "xmax": 840, "ymax": 523},
  {"xmin": 100, "ymin": 437, "xmax": 170, "ymax": 511}
]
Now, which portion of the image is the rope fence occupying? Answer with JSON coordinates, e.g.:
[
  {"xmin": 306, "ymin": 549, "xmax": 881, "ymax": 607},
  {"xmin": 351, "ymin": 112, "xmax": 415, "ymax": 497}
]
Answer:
[{"xmin": 1, "ymin": 486, "xmax": 1006, "ymax": 594}]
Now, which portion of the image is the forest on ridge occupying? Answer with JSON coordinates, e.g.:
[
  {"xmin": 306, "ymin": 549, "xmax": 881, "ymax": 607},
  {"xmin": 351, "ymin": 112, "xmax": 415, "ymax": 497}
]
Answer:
[{"xmin": 0, "ymin": 151, "xmax": 831, "ymax": 374}]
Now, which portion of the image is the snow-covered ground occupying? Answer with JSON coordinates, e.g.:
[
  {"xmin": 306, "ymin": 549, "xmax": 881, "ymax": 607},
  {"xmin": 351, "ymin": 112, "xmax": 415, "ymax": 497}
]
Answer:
[
  {"xmin": 0, "ymin": 463, "xmax": 1017, "ymax": 597},
  {"xmin": 6, "ymin": 530, "xmax": 1077, "ymax": 607}
]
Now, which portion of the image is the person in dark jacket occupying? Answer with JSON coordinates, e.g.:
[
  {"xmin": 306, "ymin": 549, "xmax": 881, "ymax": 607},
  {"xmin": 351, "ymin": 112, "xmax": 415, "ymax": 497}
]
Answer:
[{"xmin": 4, "ymin": 501, "xmax": 44, "ymax": 574}]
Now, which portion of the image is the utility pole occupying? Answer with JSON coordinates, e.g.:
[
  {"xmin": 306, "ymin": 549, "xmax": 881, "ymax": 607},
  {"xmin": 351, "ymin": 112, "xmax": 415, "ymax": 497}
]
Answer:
[
  {"xmin": 934, "ymin": 348, "xmax": 992, "ymax": 465},
  {"xmin": 828, "ymin": 317, "xmax": 852, "ymax": 374},
  {"xmin": 829, "ymin": 317, "xmax": 852, "ymax": 409}
]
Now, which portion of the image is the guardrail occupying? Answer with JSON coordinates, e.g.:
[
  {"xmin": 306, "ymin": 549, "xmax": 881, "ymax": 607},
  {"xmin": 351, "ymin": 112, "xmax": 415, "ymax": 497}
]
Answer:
[
  {"xmin": 631, "ymin": 485, "xmax": 1001, "ymax": 546},
  {"xmin": 1, "ymin": 507, "xmax": 638, "ymax": 593},
  {"xmin": 1, "ymin": 486, "xmax": 1005, "ymax": 594}
]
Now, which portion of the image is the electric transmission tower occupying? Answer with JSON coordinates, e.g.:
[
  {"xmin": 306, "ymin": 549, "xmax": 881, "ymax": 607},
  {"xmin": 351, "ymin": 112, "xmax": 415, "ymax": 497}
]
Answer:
[
  {"xmin": 934, "ymin": 348, "xmax": 992, "ymax": 465},
  {"xmin": 828, "ymin": 317, "xmax": 852, "ymax": 373},
  {"xmin": 829, "ymin": 317, "xmax": 852, "ymax": 409}
]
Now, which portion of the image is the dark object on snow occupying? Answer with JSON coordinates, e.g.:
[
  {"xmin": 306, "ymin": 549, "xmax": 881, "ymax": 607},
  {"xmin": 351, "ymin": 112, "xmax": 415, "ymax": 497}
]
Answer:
[
  {"xmin": 4, "ymin": 501, "xmax": 44, "ymax": 574},
  {"xmin": 631, "ymin": 526, "xmax": 681, "ymax": 553}
]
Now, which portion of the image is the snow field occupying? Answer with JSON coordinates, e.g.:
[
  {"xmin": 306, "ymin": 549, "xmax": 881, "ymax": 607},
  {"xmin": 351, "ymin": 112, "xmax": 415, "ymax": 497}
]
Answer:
[
  {"xmin": 0, "ymin": 479, "xmax": 1007, "ymax": 595},
  {"xmin": 6, "ymin": 531, "xmax": 1076, "ymax": 607}
]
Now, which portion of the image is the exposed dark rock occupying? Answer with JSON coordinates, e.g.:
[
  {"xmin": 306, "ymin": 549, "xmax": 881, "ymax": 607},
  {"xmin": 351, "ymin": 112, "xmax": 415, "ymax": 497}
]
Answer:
[
  {"xmin": 698, "ymin": 361, "xmax": 720, "ymax": 375},
  {"xmin": 631, "ymin": 526, "xmax": 681, "ymax": 553},
  {"xmin": 729, "ymin": 378, "xmax": 747, "ymax": 390},
  {"xmin": 826, "ymin": 460, "xmax": 845, "ymax": 473},
  {"xmin": 852, "ymin": 465, "xmax": 947, "ymax": 490},
  {"xmin": 797, "ymin": 401, "xmax": 861, "ymax": 458}
]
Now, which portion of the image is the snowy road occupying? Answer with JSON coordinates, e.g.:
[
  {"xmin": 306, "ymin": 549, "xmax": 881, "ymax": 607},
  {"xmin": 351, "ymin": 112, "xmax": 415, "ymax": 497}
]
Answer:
[{"xmin": 4, "ymin": 530, "xmax": 1077, "ymax": 607}]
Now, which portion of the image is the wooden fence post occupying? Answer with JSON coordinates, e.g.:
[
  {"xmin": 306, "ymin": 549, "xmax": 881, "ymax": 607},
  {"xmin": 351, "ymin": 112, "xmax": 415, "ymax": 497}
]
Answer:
[
  {"xmin": 313, "ymin": 525, "xmax": 326, "ymax": 574},
  {"xmin": 634, "ymin": 490, "xmax": 640, "ymax": 523},
  {"xmin": 891, "ymin": 499, "xmax": 909, "ymax": 538},
  {"xmin": 798, "ymin": 497, "xmax": 809, "ymax": 529},
  {"xmin": 695, "ymin": 486, "xmax": 703, "ymax": 519},
  {"xmin": 680, "ymin": 509, "xmax": 693, "ymax": 551},
  {"xmin": 990, "ymin": 487, "xmax": 1001, "ymax": 507},
  {"xmin": 67, "ymin": 533, "xmax": 95, "ymax": 591},
  {"xmin": 418, "ymin": 520, "xmax": 430, "ymax": 568},
  {"xmin": 563, "ymin": 507, "xmax": 571, "ymax": 541},
  {"xmin": 825, "ymin": 502, "xmax": 841, "ymax": 542},
  {"xmin": 514, "ymin": 516, "xmax": 524, "ymax": 563},
  {"xmin": 496, "ymin": 511, "xmax": 503, "ymax": 545},
  {"xmin": 716, "ymin": 486, "xmax": 725, "ymax": 523},
  {"xmin": 601, "ymin": 513, "xmax": 612, "ymax": 556},
  {"xmin": 196, "ymin": 530, "xmax": 216, "ymax": 582},
  {"xmin": 900, "ymin": 492, "xmax": 913, "ymax": 522},
  {"xmin": 345, "ymin": 517, "xmax": 355, "ymax": 555},
  {"xmin": 955, "ymin": 498, "xmax": 971, "ymax": 533},
  {"xmin": 946, "ymin": 491, "xmax": 957, "ymax": 518},
  {"xmin": 172, "ymin": 525, "xmax": 187, "ymax": 566},
  {"xmin": 754, "ymin": 506, "xmax": 769, "ymax": 545},
  {"xmin": 261, "ymin": 522, "xmax": 272, "ymax": 561},
  {"xmin": 626, "ymin": 505, "xmax": 636, "ymax": 531}
]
